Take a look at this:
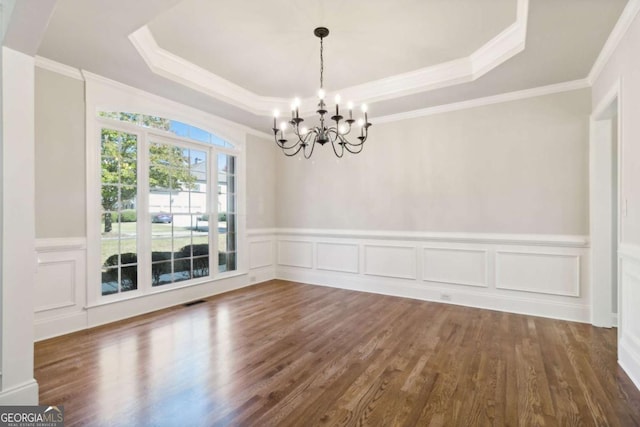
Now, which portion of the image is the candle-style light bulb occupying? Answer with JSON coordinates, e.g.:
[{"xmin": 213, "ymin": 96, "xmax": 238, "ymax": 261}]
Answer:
[
  {"xmin": 357, "ymin": 118, "xmax": 365, "ymax": 137},
  {"xmin": 347, "ymin": 101, "xmax": 354, "ymax": 120},
  {"xmin": 335, "ymin": 94, "xmax": 341, "ymax": 104},
  {"xmin": 300, "ymin": 127, "xmax": 308, "ymax": 135},
  {"xmin": 361, "ymin": 103, "xmax": 368, "ymax": 113},
  {"xmin": 273, "ymin": 109, "xmax": 279, "ymax": 129},
  {"xmin": 280, "ymin": 121, "xmax": 287, "ymax": 139},
  {"xmin": 334, "ymin": 94, "xmax": 341, "ymax": 116},
  {"xmin": 293, "ymin": 98, "xmax": 300, "ymax": 118}
]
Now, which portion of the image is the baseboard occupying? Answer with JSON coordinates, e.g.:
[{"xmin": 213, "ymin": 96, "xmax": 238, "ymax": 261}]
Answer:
[
  {"xmin": 86, "ymin": 274, "xmax": 255, "ymax": 329},
  {"xmin": 277, "ymin": 267, "xmax": 590, "ymax": 323},
  {"xmin": 35, "ymin": 311, "xmax": 88, "ymax": 342},
  {"xmin": 0, "ymin": 380, "xmax": 39, "ymax": 405},
  {"xmin": 619, "ymin": 335, "xmax": 640, "ymax": 391},
  {"xmin": 248, "ymin": 265, "xmax": 277, "ymax": 285}
]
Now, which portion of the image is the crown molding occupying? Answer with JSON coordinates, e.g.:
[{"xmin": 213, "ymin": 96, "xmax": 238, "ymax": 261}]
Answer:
[
  {"xmin": 588, "ymin": 0, "xmax": 640, "ymax": 85},
  {"xmin": 129, "ymin": 0, "xmax": 529, "ymax": 117},
  {"xmin": 82, "ymin": 69, "xmax": 272, "ymax": 140},
  {"xmin": 372, "ymin": 79, "xmax": 589, "ymax": 124},
  {"xmin": 35, "ymin": 55, "xmax": 83, "ymax": 80}
]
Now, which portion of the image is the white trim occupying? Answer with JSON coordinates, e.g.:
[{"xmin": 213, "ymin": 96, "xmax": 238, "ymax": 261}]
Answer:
[
  {"xmin": 495, "ymin": 250, "xmax": 581, "ymax": 297},
  {"xmin": 373, "ymin": 79, "xmax": 590, "ymax": 124},
  {"xmin": 620, "ymin": 336, "xmax": 640, "ymax": 391},
  {"xmin": 422, "ymin": 247, "xmax": 489, "ymax": 288},
  {"xmin": 0, "ymin": 379, "xmax": 38, "ymax": 405},
  {"xmin": 128, "ymin": 0, "xmax": 529, "ymax": 116},
  {"xmin": 612, "ymin": 312, "xmax": 619, "ymax": 327},
  {"xmin": 274, "ymin": 228, "xmax": 589, "ymax": 248},
  {"xmin": 82, "ymin": 70, "xmax": 272, "ymax": 140},
  {"xmin": 35, "ymin": 237, "xmax": 87, "ymax": 252},
  {"xmin": 277, "ymin": 267, "xmax": 590, "ymax": 323},
  {"xmin": 620, "ymin": 243, "xmax": 640, "ymax": 263},
  {"xmin": 589, "ymin": 78, "xmax": 621, "ymax": 328},
  {"xmin": 35, "ymin": 55, "xmax": 83, "ymax": 80},
  {"xmin": 247, "ymin": 228, "xmax": 278, "ymax": 237},
  {"xmin": 588, "ymin": 0, "xmax": 640, "ymax": 85}
]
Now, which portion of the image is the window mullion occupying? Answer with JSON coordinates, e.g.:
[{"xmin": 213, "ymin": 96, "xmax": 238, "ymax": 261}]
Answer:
[{"xmin": 138, "ymin": 131, "xmax": 152, "ymax": 293}]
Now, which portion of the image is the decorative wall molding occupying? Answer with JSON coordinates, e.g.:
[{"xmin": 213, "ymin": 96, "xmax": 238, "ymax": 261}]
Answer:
[
  {"xmin": 422, "ymin": 247, "xmax": 489, "ymax": 288},
  {"xmin": 35, "ymin": 236, "xmax": 87, "ymax": 252},
  {"xmin": 34, "ymin": 55, "xmax": 83, "ymax": 80},
  {"xmin": 277, "ymin": 240, "xmax": 313, "ymax": 269},
  {"xmin": 495, "ymin": 250, "xmax": 580, "ymax": 297},
  {"xmin": 619, "ymin": 254, "xmax": 640, "ymax": 390},
  {"xmin": 588, "ymin": 0, "xmax": 640, "ymax": 85},
  {"xmin": 261, "ymin": 228, "xmax": 590, "ymax": 323},
  {"xmin": 275, "ymin": 228, "xmax": 589, "ymax": 248},
  {"xmin": 619, "ymin": 242, "xmax": 640, "ymax": 263},
  {"xmin": 316, "ymin": 242, "xmax": 359, "ymax": 274},
  {"xmin": 129, "ymin": 0, "xmax": 529, "ymax": 117},
  {"xmin": 363, "ymin": 244, "xmax": 417, "ymax": 280},
  {"xmin": 373, "ymin": 79, "xmax": 590, "ymax": 125}
]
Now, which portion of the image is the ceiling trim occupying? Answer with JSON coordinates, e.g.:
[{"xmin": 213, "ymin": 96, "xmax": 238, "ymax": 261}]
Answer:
[
  {"xmin": 35, "ymin": 55, "xmax": 84, "ymax": 80},
  {"xmin": 82, "ymin": 70, "xmax": 273, "ymax": 140},
  {"xmin": 372, "ymin": 79, "xmax": 589, "ymax": 125},
  {"xmin": 129, "ymin": 0, "xmax": 529, "ymax": 117},
  {"xmin": 588, "ymin": 0, "xmax": 640, "ymax": 85}
]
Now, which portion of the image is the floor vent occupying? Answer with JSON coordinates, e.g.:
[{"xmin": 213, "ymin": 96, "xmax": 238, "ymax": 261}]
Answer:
[{"xmin": 184, "ymin": 299, "xmax": 206, "ymax": 307}]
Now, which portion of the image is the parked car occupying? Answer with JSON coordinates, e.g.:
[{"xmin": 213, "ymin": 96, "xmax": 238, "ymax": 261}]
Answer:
[{"xmin": 152, "ymin": 213, "xmax": 173, "ymax": 223}]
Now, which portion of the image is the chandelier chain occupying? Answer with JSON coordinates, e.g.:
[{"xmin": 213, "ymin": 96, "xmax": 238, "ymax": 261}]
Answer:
[{"xmin": 320, "ymin": 36, "xmax": 324, "ymax": 89}]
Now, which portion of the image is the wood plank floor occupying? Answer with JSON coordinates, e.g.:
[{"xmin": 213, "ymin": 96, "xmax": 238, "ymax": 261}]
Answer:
[{"xmin": 35, "ymin": 280, "xmax": 640, "ymax": 426}]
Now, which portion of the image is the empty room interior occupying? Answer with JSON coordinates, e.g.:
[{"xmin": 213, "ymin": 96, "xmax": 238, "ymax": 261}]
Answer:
[{"xmin": 2, "ymin": 0, "xmax": 640, "ymax": 425}]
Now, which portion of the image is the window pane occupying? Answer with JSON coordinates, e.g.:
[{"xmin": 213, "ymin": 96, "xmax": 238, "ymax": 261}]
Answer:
[
  {"xmin": 101, "ymin": 267, "xmax": 119, "ymax": 295},
  {"xmin": 100, "ymin": 129, "xmax": 138, "ymax": 296},
  {"xmin": 173, "ymin": 259, "xmax": 191, "ymax": 283},
  {"xmin": 193, "ymin": 256, "xmax": 209, "ymax": 278},
  {"xmin": 151, "ymin": 261, "xmax": 172, "ymax": 286},
  {"xmin": 120, "ymin": 264, "xmax": 138, "ymax": 292}
]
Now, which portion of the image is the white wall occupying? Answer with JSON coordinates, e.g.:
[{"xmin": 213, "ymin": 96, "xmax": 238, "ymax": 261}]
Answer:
[
  {"xmin": 277, "ymin": 89, "xmax": 590, "ymax": 235},
  {"xmin": 35, "ymin": 68, "xmax": 85, "ymax": 238},
  {"xmin": 593, "ymin": 8, "xmax": 640, "ymax": 391},
  {"xmin": 0, "ymin": 46, "xmax": 38, "ymax": 404},
  {"xmin": 246, "ymin": 134, "xmax": 276, "ymax": 229}
]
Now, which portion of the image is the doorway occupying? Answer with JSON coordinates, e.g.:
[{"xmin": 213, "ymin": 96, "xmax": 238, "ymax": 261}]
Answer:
[{"xmin": 590, "ymin": 82, "xmax": 621, "ymax": 329}]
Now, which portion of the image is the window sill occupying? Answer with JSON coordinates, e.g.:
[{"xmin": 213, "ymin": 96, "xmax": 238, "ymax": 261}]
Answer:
[{"xmin": 86, "ymin": 270, "xmax": 248, "ymax": 309}]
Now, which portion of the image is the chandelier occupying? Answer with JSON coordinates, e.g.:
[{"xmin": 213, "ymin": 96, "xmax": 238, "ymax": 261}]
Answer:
[{"xmin": 272, "ymin": 27, "xmax": 371, "ymax": 158}]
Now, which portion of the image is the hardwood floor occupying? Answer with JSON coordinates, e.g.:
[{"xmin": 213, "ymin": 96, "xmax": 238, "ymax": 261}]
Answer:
[{"xmin": 35, "ymin": 280, "xmax": 640, "ymax": 426}]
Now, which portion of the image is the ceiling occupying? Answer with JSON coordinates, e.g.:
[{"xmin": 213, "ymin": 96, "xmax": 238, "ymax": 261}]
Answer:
[{"xmin": 36, "ymin": 0, "xmax": 628, "ymax": 132}]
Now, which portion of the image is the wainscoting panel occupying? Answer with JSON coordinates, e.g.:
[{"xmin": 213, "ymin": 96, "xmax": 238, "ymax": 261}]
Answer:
[
  {"xmin": 277, "ymin": 240, "xmax": 313, "ymax": 268},
  {"xmin": 34, "ymin": 238, "xmax": 88, "ymax": 340},
  {"xmin": 364, "ymin": 245, "xmax": 417, "ymax": 280},
  {"xmin": 249, "ymin": 239, "xmax": 273, "ymax": 269},
  {"xmin": 272, "ymin": 229, "xmax": 589, "ymax": 323},
  {"xmin": 496, "ymin": 251, "xmax": 580, "ymax": 296},
  {"xmin": 422, "ymin": 247, "xmax": 488, "ymax": 287},
  {"xmin": 317, "ymin": 242, "xmax": 359, "ymax": 274},
  {"xmin": 619, "ymin": 243, "xmax": 640, "ymax": 391}
]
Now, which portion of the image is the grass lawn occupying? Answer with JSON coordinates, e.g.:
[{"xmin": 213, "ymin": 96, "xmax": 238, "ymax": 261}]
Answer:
[{"xmin": 100, "ymin": 222, "xmax": 227, "ymax": 265}]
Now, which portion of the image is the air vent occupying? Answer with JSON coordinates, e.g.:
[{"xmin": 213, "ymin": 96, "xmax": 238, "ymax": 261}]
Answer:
[{"xmin": 184, "ymin": 299, "xmax": 206, "ymax": 307}]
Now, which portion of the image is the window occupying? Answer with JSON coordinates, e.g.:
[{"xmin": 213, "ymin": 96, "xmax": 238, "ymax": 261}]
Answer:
[
  {"xmin": 97, "ymin": 112, "xmax": 240, "ymax": 297},
  {"xmin": 100, "ymin": 129, "xmax": 138, "ymax": 295}
]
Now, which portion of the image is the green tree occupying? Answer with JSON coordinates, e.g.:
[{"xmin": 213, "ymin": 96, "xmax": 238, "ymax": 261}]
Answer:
[{"xmin": 101, "ymin": 120, "xmax": 196, "ymax": 233}]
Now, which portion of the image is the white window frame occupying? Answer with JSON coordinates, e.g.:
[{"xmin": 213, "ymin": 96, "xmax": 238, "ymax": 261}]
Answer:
[{"xmin": 85, "ymin": 74, "xmax": 247, "ymax": 307}]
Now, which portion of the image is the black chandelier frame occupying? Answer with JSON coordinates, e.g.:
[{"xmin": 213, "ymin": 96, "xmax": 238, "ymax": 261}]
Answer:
[{"xmin": 272, "ymin": 27, "xmax": 372, "ymax": 159}]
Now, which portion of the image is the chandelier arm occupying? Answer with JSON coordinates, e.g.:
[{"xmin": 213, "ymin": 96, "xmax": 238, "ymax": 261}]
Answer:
[
  {"xmin": 303, "ymin": 139, "xmax": 317, "ymax": 159},
  {"xmin": 343, "ymin": 142, "xmax": 365, "ymax": 154},
  {"xmin": 330, "ymin": 139, "xmax": 345, "ymax": 158},
  {"xmin": 281, "ymin": 142, "xmax": 305, "ymax": 157}
]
